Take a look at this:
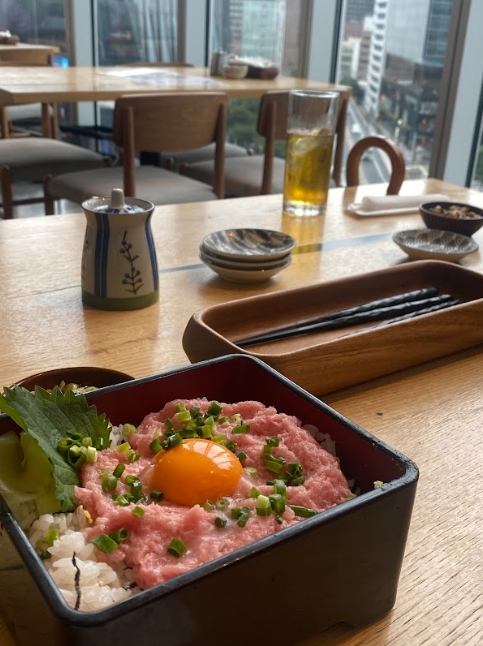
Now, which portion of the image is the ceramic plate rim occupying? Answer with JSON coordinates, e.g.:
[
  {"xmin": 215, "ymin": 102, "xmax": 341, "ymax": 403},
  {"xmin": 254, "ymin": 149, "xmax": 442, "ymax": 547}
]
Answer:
[
  {"xmin": 202, "ymin": 229, "xmax": 297, "ymax": 260},
  {"xmin": 200, "ymin": 245, "xmax": 292, "ymax": 269},
  {"xmin": 392, "ymin": 228, "xmax": 479, "ymax": 260}
]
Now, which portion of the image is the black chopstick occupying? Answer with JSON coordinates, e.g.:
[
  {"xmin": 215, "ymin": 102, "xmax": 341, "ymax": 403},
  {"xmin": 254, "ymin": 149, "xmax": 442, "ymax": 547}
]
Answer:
[
  {"xmin": 235, "ymin": 292, "xmax": 454, "ymax": 347},
  {"xmin": 235, "ymin": 287, "xmax": 440, "ymax": 347},
  {"xmin": 349, "ymin": 298, "xmax": 463, "ymax": 335}
]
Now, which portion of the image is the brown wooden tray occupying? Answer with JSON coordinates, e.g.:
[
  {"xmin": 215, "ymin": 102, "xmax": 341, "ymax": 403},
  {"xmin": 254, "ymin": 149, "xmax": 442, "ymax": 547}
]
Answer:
[{"xmin": 183, "ymin": 260, "xmax": 483, "ymax": 395}]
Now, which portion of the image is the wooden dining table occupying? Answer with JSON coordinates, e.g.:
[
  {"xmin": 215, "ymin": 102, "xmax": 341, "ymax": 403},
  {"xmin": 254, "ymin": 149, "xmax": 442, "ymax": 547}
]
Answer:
[{"xmin": 0, "ymin": 178, "xmax": 483, "ymax": 645}]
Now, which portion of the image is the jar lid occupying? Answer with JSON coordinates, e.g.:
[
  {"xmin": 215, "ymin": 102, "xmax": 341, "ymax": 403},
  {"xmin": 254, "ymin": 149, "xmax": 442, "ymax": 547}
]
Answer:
[{"xmin": 94, "ymin": 188, "xmax": 144, "ymax": 214}]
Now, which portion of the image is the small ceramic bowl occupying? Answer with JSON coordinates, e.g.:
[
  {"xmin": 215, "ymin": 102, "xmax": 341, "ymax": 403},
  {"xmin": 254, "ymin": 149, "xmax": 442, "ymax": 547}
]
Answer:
[
  {"xmin": 201, "ymin": 253, "xmax": 292, "ymax": 283},
  {"xmin": 13, "ymin": 367, "xmax": 135, "ymax": 392},
  {"xmin": 200, "ymin": 245, "xmax": 291, "ymax": 269},
  {"xmin": 223, "ymin": 64, "xmax": 248, "ymax": 79},
  {"xmin": 419, "ymin": 201, "xmax": 483, "ymax": 237},
  {"xmin": 392, "ymin": 228, "xmax": 478, "ymax": 262},
  {"xmin": 202, "ymin": 229, "xmax": 296, "ymax": 261}
]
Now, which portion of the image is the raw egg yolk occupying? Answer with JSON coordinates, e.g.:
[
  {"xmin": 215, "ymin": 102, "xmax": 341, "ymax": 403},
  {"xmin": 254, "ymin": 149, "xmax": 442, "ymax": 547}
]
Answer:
[{"xmin": 150, "ymin": 439, "xmax": 243, "ymax": 506}]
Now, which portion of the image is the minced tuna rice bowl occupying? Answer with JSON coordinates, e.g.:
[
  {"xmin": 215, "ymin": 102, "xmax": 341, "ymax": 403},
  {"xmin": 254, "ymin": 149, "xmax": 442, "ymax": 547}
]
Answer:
[{"xmin": 0, "ymin": 389, "xmax": 352, "ymax": 612}]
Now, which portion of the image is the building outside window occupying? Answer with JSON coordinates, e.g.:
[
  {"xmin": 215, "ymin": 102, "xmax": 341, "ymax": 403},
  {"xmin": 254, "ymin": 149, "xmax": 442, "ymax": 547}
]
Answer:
[{"xmin": 339, "ymin": 0, "xmax": 455, "ymax": 184}]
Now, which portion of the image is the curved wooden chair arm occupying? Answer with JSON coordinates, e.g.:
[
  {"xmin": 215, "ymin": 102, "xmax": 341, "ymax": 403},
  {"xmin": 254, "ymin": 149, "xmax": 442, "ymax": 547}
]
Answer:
[{"xmin": 346, "ymin": 135, "xmax": 406, "ymax": 195}]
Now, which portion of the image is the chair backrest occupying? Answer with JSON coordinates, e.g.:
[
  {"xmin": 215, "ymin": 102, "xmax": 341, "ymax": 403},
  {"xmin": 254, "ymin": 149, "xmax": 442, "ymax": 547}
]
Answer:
[
  {"xmin": 0, "ymin": 48, "xmax": 53, "ymax": 65},
  {"xmin": 0, "ymin": 50, "xmax": 56, "ymax": 139},
  {"xmin": 346, "ymin": 135, "xmax": 406, "ymax": 195},
  {"xmin": 254, "ymin": 90, "xmax": 349, "ymax": 194},
  {"xmin": 112, "ymin": 92, "xmax": 227, "ymax": 198}
]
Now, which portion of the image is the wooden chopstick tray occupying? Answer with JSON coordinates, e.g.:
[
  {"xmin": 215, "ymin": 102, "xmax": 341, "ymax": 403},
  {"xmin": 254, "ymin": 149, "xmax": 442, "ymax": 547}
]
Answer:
[{"xmin": 183, "ymin": 260, "xmax": 483, "ymax": 395}]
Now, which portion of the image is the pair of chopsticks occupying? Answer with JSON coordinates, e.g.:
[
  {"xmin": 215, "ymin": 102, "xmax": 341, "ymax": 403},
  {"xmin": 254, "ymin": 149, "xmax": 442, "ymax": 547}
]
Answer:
[{"xmin": 235, "ymin": 287, "xmax": 462, "ymax": 348}]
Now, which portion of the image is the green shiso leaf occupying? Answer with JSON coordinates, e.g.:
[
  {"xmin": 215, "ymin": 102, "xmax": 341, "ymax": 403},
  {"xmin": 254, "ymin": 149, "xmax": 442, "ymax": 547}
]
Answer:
[{"xmin": 0, "ymin": 386, "xmax": 111, "ymax": 513}]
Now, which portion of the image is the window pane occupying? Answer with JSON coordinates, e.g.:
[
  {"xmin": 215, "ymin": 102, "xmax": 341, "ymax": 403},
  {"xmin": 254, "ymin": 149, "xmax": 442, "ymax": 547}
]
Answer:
[
  {"xmin": 338, "ymin": 0, "xmax": 454, "ymax": 185},
  {"xmin": 95, "ymin": 0, "xmax": 178, "ymax": 65},
  {"xmin": 470, "ymin": 118, "xmax": 483, "ymax": 189},
  {"xmin": 209, "ymin": 0, "xmax": 304, "ymax": 154},
  {"xmin": 0, "ymin": 0, "xmax": 67, "ymax": 56}
]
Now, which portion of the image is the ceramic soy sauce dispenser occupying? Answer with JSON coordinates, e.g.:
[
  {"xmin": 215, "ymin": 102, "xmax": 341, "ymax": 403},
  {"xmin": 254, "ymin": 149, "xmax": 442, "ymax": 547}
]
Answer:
[{"xmin": 81, "ymin": 188, "xmax": 159, "ymax": 310}]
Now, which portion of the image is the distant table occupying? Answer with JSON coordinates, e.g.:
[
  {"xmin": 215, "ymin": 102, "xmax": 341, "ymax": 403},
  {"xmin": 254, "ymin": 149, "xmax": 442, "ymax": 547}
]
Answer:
[
  {"xmin": 0, "ymin": 178, "xmax": 483, "ymax": 646},
  {"xmin": 0, "ymin": 43, "xmax": 59, "ymax": 56},
  {"xmin": 0, "ymin": 65, "xmax": 350, "ymax": 182}
]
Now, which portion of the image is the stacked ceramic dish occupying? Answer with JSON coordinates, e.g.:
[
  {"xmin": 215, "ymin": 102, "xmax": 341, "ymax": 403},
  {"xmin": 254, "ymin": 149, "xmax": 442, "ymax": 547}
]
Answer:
[{"xmin": 200, "ymin": 228, "xmax": 296, "ymax": 283}]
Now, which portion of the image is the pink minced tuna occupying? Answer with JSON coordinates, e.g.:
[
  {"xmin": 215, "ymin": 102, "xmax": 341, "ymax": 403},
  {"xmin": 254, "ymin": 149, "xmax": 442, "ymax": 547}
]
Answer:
[{"xmin": 76, "ymin": 400, "xmax": 351, "ymax": 590}]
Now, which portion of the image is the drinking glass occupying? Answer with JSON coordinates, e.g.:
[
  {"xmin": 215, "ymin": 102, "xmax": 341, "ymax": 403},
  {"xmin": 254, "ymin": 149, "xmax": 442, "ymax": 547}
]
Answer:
[{"xmin": 283, "ymin": 90, "xmax": 339, "ymax": 217}]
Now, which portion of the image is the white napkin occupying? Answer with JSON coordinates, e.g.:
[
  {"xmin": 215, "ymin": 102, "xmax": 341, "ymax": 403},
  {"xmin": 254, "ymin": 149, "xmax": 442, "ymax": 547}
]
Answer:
[
  {"xmin": 347, "ymin": 193, "xmax": 450, "ymax": 217},
  {"xmin": 361, "ymin": 193, "xmax": 449, "ymax": 212}
]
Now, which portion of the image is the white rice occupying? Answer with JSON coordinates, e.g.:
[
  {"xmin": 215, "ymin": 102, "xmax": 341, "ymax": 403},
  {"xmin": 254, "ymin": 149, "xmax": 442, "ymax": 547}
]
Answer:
[{"xmin": 27, "ymin": 424, "xmax": 139, "ymax": 612}]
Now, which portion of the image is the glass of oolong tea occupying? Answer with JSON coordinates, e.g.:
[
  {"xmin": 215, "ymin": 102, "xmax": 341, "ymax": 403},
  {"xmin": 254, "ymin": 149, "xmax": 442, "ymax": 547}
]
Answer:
[{"xmin": 283, "ymin": 90, "xmax": 339, "ymax": 217}]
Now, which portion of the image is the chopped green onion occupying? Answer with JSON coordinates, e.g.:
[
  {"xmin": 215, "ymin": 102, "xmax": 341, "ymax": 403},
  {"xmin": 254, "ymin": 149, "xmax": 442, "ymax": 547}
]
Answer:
[
  {"xmin": 268, "ymin": 493, "xmax": 285, "ymax": 514},
  {"xmin": 110, "ymin": 528, "xmax": 129, "ymax": 543},
  {"xmin": 204, "ymin": 416, "xmax": 215, "ymax": 427},
  {"xmin": 113, "ymin": 494, "xmax": 131, "ymax": 506},
  {"xmin": 226, "ymin": 441, "xmax": 237, "ymax": 452},
  {"xmin": 217, "ymin": 416, "xmax": 228, "ymax": 424},
  {"xmin": 236, "ymin": 507, "xmax": 251, "ymax": 528},
  {"xmin": 190, "ymin": 405, "xmax": 201, "ymax": 417},
  {"xmin": 46, "ymin": 529, "xmax": 59, "ymax": 546},
  {"xmin": 233, "ymin": 425, "xmax": 249, "ymax": 434},
  {"xmin": 149, "ymin": 438, "xmax": 163, "ymax": 453},
  {"xmin": 167, "ymin": 432, "xmax": 182, "ymax": 448},
  {"xmin": 287, "ymin": 462, "xmax": 303, "ymax": 477},
  {"xmin": 236, "ymin": 451, "xmax": 247, "ymax": 463},
  {"xmin": 92, "ymin": 534, "xmax": 118, "ymax": 554},
  {"xmin": 266, "ymin": 437, "xmax": 280, "ymax": 447},
  {"xmin": 202, "ymin": 500, "xmax": 214, "ymax": 511},
  {"xmin": 128, "ymin": 450, "xmax": 140, "ymax": 463},
  {"xmin": 248, "ymin": 487, "xmax": 262, "ymax": 498},
  {"xmin": 264, "ymin": 459, "xmax": 284, "ymax": 474},
  {"xmin": 81, "ymin": 437, "xmax": 93, "ymax": 447},
  {"xmin": 67, "ymin": 447, "xmax": 86, "ymax": 469},
  {"xmin": 39, "ymin": 551, "xmax": 52, "ymax": 560},
  {"xmin": 132, "ymin": 506, "xmax": 145, "ymax": 518},
  {"xmin": 215, "ymin": 499, "xmax": 229, "ymax": 509},
  {"xmin": 125, "ymin": 475, "xmax": 140, "ymax": 486},
  {"xmin": 289, "ymin": 476, "xmax": 305, "ymax": 486},
  {"xmin": 150, "ymin": 490, "xmax": 164, "ymax": 502},
  {"xmin": 86, "ymin": 446, "xmax": 97, "ymax": 464},
  {"xmin": 117, "ymin": 442, "xmax": 131, "ymax": 454},
  {"xmin": 275, "ymin": 515, "xmax": 283, "ymax": 525},
  {"xmin": 207, "ymin": 401, "xmax": 223, "ymax": 416},
  {"xmin": 214, "ymin": 516, "xmax": 228, "ymax": 528},
  {"xmin": 102, "ymin": 476, "xmax": 118, "ymax": 493},
  {"xmin": 263, "ymin": 445, "xmax": 273, "ymax": 454},
  {"xmin": 287, "ymin": 505, "xmax": 318, "ymax": 518},
  {"xmin": 167, "ymin": 538, "xmax": 187, "ymax": 557},
  {"xmin": 113, "ymin": 463, "xmax": 125, "ymax": 478},
  {"xmin": 99, "ymin": 468, "xmax": 110, "ymax": 477},
  {"xmin": 211, "ymin": 434, "xmax": 226, "ymax": 444},
  {"xmin": 164, "ymin": 418, "xmax": 174, "ymax": 431},
  {"xmin": 175, "ymin": 410, "xmax": 191, "ymax": 423},
  {"xmin": 255, "ymin": 495, "xmax": 272, "ymax": 517},
  {"xmin": 122, "ymin": 423, "xmax": 137, "ymax": 438},
  {"xmin": 175, "ymin": 402, "xmax": 187, "ymax": 413},
  {"xmin": 201, "ymin": 425, "xmax": 213, "ymax": 439},
  {"xmin": 68, "ymin": 432, "xmax": 84, "ymax": 442},
  {"xmin": 244, "ymin": 467, "xmax": 257, "ymax": 478},
  {"xmin": 273, "ymin": 479, "xmax": 287, "ymax": 500},
  {"xmin": 231, "ymin": 414, "xmax": 242, "ymax": 424}
]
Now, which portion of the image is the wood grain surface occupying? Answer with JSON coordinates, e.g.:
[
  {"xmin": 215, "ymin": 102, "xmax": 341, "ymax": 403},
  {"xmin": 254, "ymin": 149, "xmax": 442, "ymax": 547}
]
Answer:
[
  {"xmin": 0, "ymin": 66, "xmax": 351, "ymax": 105},
  {"xmin": 0, "ymin": 178, "xmax": 483, "ymax": 645}
]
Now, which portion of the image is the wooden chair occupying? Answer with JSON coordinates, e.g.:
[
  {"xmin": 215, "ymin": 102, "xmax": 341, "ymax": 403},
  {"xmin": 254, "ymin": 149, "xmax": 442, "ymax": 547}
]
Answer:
[
  {"xmin": 180, "ymin": 90, "xmax": 348, "ymax": 196},
  {"xmin": 0, "ymin": 50, "xmax": 58, "ymax": 139},
  {"xmin": 346, "ymin": 135, "xmax": 406, "ymax": 194},
  {"xmin": 98, "ymin": 62, "xmax": 249, "ymax": 170},
  {"xmin": 44, "ymin": 92, "xmax": 227, "ymax": 214}
]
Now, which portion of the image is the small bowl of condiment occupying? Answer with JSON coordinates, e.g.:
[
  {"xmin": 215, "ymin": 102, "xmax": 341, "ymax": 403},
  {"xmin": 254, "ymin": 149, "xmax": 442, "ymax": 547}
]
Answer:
[
  {"xmin": 419, "ymin": 201, "xmax": 483, "ymax": 237},
  {"xmin": 14, "ymin": 366, "xmax": 134, "ymax": 393}
]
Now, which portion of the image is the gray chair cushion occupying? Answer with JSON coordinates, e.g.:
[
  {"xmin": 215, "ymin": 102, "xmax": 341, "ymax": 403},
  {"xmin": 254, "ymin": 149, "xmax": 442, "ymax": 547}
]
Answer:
[
  {"xmin": 47, "ymin": 165, "xmax": 218, "ymax": 206},
  {"xmin": 1, "ymin": 138, "xmax": 107, "ymax": 182},
  {"xmin": 165, "ymin": 143, "xmax": 249, "ymax": 171},
  {"xmin": 183, "ymin": 155, "xmax": 286, "ymax": 197}
]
